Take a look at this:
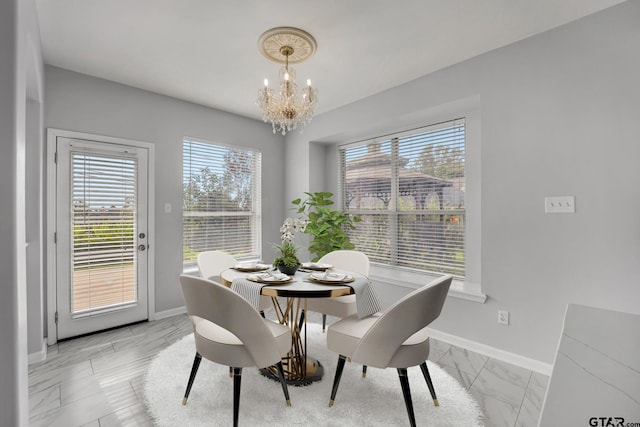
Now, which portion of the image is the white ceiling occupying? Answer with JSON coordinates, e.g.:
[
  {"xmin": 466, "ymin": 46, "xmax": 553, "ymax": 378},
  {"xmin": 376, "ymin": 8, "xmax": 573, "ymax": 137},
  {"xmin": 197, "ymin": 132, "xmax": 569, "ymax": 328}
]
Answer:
[{"xmin": 36, "ymin": 0, "xmax": 625, "ymax": 120}]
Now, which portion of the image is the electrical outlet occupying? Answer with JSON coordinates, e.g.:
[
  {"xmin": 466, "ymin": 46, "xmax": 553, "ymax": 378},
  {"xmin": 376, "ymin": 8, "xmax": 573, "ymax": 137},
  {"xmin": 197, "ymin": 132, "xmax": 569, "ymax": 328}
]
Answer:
[{"xmin": 498, "ymin": 310, "xmax": 509, "ymax": 325}]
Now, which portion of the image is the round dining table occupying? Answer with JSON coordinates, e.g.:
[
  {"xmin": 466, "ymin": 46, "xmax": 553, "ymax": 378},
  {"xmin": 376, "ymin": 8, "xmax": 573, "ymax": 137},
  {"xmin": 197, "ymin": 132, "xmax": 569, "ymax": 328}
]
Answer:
[{"xmin": 220, "ymin": 267, "xmax": 356, "ymax": 385}]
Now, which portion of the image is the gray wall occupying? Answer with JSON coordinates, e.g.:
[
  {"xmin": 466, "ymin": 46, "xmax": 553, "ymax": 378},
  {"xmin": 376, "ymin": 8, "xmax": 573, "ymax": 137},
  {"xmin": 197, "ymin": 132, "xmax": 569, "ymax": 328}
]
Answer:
[
  {"xmin": 1, "ymin": 0, "xmax": 44, "ymax": 424},
  {"xmin": 285, "ymin": 1, "xmax": 640, "ymax": 364},
  {"xmin": 44, "ymin": 67, "xmax": 286, "ymax": 316}
]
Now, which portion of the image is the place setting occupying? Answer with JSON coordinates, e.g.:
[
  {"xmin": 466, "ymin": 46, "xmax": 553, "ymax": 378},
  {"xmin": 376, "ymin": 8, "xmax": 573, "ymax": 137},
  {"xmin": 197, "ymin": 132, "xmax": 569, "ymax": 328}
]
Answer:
[
  {"xmin": 231, "ymin": 261, "xmax": 272, "ymax": 273},
  {"xmin": 246, "ymin": 271, "xmax": 294, "ymax": 284},
  {"xmin": 306, "ymin": 270, "xmax": 355, "ymax": 284},
  {"xmin": 300, "ymin": 261, "xmax": 333, "ymax": 272}
]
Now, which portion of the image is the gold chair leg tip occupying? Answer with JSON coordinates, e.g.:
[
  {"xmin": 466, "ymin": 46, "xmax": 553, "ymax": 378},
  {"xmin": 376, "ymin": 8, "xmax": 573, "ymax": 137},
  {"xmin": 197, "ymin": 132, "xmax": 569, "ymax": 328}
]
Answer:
[
  {"xmin": 433, "ymin": 398, "xmax": 439, "ymax": 406},
  {"xmin": 328, "ymin": 400, "xmax": 334, "ymax": 407},
  {"xmin": 182, "ymin": 398, "xmax": 188, "ymax": 405},
  {"xmin": 362, "ymin": 373, "xmax": 366, "ymax": 378}
]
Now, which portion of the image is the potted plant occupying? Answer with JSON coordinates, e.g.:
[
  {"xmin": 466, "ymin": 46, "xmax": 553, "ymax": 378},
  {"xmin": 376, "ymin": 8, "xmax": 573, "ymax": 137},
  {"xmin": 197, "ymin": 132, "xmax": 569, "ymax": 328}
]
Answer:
[
  {"xmin": 272, "ymin": 218, "xmax": 306, "ymax": 275},
  {"xmin": 291, "ymin": 192, "xmax": 360, "ymax": 262}
]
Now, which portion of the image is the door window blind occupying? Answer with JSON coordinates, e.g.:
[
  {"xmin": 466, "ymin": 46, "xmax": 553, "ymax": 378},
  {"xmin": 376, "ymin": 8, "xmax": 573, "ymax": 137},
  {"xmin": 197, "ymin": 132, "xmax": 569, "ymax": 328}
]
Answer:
[
  {"xmin": 182, "ymin": 139, "xmax": 261, "ymax": 267},
  {"xmin": 72, "ymin": 152, "xmax": 137, "ymax": 313},
  {"xmin": 340, "ymin": 118, "xmax": 465, "ymax": 277}
]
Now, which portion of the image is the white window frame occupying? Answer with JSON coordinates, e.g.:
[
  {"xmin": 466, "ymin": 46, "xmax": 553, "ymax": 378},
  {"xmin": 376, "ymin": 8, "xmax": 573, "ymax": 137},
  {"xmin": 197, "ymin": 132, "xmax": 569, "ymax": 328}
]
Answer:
[
  {"xmin": 336, "ymin": 103, "xmax": 484, "ymax": 302},
  {"xmin": 182, "ymin": 137, "xmax": 262, "ymax": 271}
]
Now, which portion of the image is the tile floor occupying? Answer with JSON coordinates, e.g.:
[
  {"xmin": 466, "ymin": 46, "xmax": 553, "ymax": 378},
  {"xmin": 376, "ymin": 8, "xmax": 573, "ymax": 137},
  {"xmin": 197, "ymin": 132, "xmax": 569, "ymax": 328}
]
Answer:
[{"xmin": 28, "ymin": 313, "xmax": 547, "ymax": 426}]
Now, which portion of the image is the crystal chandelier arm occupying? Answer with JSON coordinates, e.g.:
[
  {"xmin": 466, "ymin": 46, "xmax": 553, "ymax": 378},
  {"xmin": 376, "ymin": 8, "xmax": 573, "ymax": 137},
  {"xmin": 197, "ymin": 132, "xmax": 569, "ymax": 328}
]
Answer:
[{"xmin": 256, "ymin": 27, "xmax": 318, "ymax": 135}]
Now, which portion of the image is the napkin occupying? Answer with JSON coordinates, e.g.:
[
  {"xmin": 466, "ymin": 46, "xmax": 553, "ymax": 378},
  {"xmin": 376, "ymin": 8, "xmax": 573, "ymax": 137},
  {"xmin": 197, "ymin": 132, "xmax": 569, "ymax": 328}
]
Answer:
[
  {"xmin": 231, "ymin": 278, "xmax": 264, "ymax": 311},
  {"xmin": 248, "ymin": 271, "xmax": 289, "ymax": 281},
  {"xmin": 348, "ymin": 276, "xmax": 383, "ymax": 318}
]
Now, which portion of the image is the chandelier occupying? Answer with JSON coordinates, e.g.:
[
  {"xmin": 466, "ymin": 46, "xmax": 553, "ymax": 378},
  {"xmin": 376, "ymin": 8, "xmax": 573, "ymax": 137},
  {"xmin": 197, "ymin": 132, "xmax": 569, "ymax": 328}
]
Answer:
[{"xmin": 256, "ymin": 27, "xmax": 319, "ymax": 135}]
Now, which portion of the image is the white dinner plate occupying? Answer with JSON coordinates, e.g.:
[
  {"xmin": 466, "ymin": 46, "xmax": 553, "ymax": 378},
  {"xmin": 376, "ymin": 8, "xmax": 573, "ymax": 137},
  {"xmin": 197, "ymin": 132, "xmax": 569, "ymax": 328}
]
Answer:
[
  {"xmin": 246, "ymin": 273, "xmax": 293, "ymax": 284},
  {"xmin": 301, "ymin": 262, "xmax": 333, "ymax": 271},
  {"xmin": 233, "ymin": 263, "xmax": 271, "ymax": 272},
  {"xmin": 308, "ymin": 272, "xmax": 354, "ymax": 284}
]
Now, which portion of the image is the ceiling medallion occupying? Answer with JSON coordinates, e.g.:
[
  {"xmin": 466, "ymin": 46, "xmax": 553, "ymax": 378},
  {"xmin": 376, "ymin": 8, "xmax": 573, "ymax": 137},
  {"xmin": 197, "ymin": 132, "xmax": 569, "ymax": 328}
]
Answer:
[{"xmin": 256, "ymin": 27, "xmax": 319, "ymax": 135}]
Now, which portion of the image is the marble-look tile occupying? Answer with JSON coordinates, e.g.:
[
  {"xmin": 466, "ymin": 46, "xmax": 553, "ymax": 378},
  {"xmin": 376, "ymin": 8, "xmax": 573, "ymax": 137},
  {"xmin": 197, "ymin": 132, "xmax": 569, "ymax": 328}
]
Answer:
[
  {"xmin": 470, "ymin": 359, "xmax": 530, "ymax": 407},
  {"xmin": 428, "ymin": 338, "xmax": 451, "ymax": 362},
  {"xmin": 111, "ymin": 326, "xmax": 177, "ymax": 352},
  {"xmin": 99, "ymin": 402, "xmax": 153, "ymax": 427},
  {"xmin": 128, "ymin": 317, "xmax": 175, "ymax": 336},
  {"xmin": 163, "ymin": 325, "xmax": 192, "ymax": 345},
  {"xmin": 29, "ymin": 391, "xmax": 122, "ymax": 427},
  {"xmin": 441, "ymin": 363, "xmax": 479, "ymax": 389},
  {"xmin": 29, "ymin": 360, "xmax": 94, "ymax": 395},
  {"xmin": 438, "ymin": 344, "xmax": 488, "ymax": 382},
  {"xmin": 90, "ymin": 337, "xmax": 168, "ymax": 374},
  {"xmin": 29, "ymin": 385, "xmax": 61, "ymax": 416},
  {"xmin": 78, "ymin": 420, "xmax": 100, "ymax": 427},
  {"xmin": 29, "ymin": 342, "xmax": 115, "ymax": 377},
  {"xmin": 515, "ymin": 382, "xmax": 545, "ymax": 427},
  {"xmin": 529, "ymin": 371, "xmax": 548, "ymax": 389},
  {"xmin": 56, "ymin": 327, "xmax": 132, "ymax": 355},
  {"xmin": 130, "ymin": 374, "xmax": 146, "ymax": 401},
  {"xmin": 47, "ymin": 343, "xmax": 59, "ymax": 358},
  {"xmin": 60, "ymin": 371, "xmax": 138, "ymax": 407},
  {"xmin": 170, "ymin": 313, "xmax": 192, "ymax": 331},
  {"xmin": 470, "ymin": 390, "xmax": 519, "ymax": 427}
]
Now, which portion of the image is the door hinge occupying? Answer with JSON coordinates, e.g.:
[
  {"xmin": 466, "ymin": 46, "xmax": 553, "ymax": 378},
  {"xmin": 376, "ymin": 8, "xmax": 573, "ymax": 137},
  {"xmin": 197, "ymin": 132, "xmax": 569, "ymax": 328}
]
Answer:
[
  {"xmin": 54, "ymin": 232, "xmax": 57, "ymax": 244},
  {"xmin": 54, "ymin": 151, "xmax": 57, "ymax": 164},
  {"xmin": 54, "ymin": 312, "xmax": 58, "ymax": 324}
]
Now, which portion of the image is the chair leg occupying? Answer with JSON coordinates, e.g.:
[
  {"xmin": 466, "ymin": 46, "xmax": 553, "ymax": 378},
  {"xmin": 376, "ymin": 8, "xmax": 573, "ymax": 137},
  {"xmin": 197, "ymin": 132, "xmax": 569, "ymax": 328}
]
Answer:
[
  {"xmin": 260, "ymin": 310, "xmax": 266, "ymax": 318},
  {"xmin": 229, "ymin": 366, "xmax": 233, "ymax": 377},
  {"xmin": 397, "ymin": 368, "xmax": 417, "ymax": 427},
  {"xmin": 182, "ymin": 352, "xmax": 202, "ymax": 405},
  {"xmin": 322, "ymin": 314, "xmax": 327, "ymax": 332},
  {"xmin": 362, "ymin": 365, "xmax": 368, "ymax": 378},
  {"xmin": 329, "ymin": 355, "xmax": 347, "ymax": 407},
  {"xmin": 232, "ymin": 367, "xmax": 243, "ymax": 427},
  {"xmin": 275, "ymin": 361, "xmax": 291, "ymax": 406},
  {"xmin": 298, "ymin": 309, "xmax": 305, "ymax": 331},
  {"xmin": 420, "ymin": 362, "xmax": 439, "ymax": 406}
]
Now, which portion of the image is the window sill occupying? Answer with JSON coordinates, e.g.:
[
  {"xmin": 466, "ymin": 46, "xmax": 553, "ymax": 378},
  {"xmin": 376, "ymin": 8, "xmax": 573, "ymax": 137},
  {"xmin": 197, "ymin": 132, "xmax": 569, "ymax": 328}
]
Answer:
[{"xmin": 369, "ymin": 265, "xmax": 487, "ymax": 303}]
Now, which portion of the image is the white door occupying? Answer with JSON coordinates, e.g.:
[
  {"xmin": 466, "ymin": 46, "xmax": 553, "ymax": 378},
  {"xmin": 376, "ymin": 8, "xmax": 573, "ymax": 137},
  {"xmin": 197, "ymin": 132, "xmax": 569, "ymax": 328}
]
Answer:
[{"xmin": 54, "ymin": 137, "xmax": 149, "ymax": 339}]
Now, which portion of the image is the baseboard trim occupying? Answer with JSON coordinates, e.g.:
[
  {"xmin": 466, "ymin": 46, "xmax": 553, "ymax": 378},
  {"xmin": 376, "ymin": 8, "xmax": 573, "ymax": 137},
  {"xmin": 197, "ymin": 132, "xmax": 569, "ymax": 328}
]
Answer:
[
  {"xmin": 28, "ymin": 338, "xmax": 48, "ymax": 365},
  {"xmin": 154, "ymin": 306, "xmax": 186, "ymax": 320},
  {"xmin": 428, "ymin": 328, "xmax": 553, "ymax": 376}
]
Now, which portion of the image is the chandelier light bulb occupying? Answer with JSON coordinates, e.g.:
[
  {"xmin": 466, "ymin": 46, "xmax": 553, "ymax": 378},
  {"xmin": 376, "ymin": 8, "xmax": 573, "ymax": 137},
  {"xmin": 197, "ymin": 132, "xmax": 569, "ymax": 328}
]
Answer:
[
  {"xmin": 307, "ymin": 79, "xmax": 311, "ymax": 86},
  {"xmin": 264, "ymin": 79, "xmax": 269, "ymax": 87}
]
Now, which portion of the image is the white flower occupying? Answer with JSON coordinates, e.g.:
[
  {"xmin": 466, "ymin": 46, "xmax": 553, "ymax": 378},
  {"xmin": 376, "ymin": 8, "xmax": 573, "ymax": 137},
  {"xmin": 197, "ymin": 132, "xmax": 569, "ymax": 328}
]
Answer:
[
  {"xmin": 294, "ymin": 218, "xmax": 308, "ymax": 232},
  {"xmin": 280, "ymin": 217, "xmax": 307, "ymax": 244}
]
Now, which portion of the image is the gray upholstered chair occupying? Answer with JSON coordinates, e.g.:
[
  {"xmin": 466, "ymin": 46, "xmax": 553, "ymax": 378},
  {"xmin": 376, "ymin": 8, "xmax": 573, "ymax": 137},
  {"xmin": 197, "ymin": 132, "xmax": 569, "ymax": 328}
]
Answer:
[
  {"xmin": 179, "ymin": 275, "xmax": 292, "ymax": 427},
  {"xmin": 304, "ymin": 250, "xmax": 370, "ymax": 331},
  {"xmin": 196, "ymin": 250, "xmax": 271, "ymax": 314},
  {"xmin": 326, "ymin": 274, "xmax": 453, "ymax": 427}
]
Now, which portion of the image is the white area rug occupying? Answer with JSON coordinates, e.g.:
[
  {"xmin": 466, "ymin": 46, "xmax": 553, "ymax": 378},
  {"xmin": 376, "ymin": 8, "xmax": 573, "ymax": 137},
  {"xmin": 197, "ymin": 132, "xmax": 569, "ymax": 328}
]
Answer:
[{"xmin": 144, "ymin": 323, "xmax": 483, "ymax": 426}]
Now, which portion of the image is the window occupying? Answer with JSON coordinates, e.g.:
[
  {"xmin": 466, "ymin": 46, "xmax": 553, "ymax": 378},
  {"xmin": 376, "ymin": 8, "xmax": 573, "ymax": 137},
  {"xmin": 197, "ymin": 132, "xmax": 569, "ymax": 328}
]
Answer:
[
  {"xmin": 182, "ymin": 139, "xmax": 261, "ymax": 268},
  {"xmin": 340, "ymin": 118, "xmax": 465, "ymax": 277}
]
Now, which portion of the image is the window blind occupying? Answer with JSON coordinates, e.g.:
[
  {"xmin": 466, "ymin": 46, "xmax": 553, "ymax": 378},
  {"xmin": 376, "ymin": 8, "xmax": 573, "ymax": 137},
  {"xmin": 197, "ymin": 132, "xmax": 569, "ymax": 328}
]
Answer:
[
  {"xmin": 72, "ymin": 152, "xmax": 137, "ymax": 313},
  {"xmin": 340, "ymin": 118, "xmax": 465, "ymax": 277},
  {"xmin": 182, "ymin": 139, "xmax": 261, "ymax": 267}
]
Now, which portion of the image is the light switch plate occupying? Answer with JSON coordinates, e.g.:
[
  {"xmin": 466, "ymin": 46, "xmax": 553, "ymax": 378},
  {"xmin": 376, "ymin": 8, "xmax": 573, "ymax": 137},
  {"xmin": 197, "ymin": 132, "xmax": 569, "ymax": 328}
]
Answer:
[{"xmin": 545, "ymin": 196, "xmax": 575, "ymax": 213}]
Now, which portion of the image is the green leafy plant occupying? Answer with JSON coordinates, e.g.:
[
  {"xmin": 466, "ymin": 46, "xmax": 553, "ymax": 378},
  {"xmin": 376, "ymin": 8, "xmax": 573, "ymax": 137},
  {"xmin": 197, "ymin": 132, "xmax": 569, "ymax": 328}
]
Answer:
[
  {"xmin": 292, "ymin": 191, "xmax": 361, "ymax": 262},
  {"xmin": 272, "ymin": 218, "xmax": 305, "ymax": 268},
  {"xmin": 272, "ymin": 240, "xmax": 300, "ymax": 268}
]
